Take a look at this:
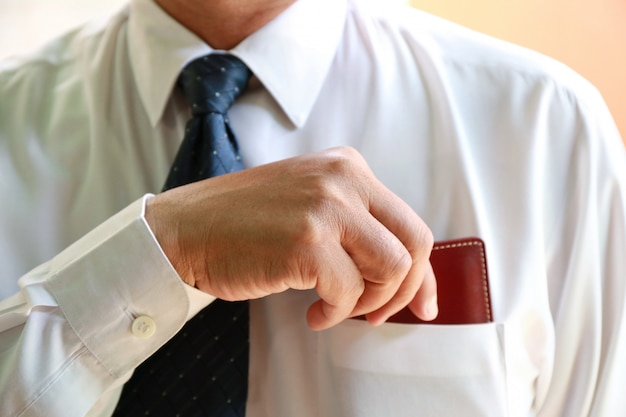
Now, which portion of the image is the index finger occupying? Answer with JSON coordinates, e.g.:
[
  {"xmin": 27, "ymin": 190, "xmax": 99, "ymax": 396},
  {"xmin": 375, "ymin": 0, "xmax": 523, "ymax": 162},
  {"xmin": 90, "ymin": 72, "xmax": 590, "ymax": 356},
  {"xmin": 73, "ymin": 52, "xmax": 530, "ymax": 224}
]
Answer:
[
  {"xmin": 364, "ymin": 178, "xmax": 437, "ymax": 322},
  {"xmin": 306, "ymin": 243, "xmax": 365, "ymax": 330}
]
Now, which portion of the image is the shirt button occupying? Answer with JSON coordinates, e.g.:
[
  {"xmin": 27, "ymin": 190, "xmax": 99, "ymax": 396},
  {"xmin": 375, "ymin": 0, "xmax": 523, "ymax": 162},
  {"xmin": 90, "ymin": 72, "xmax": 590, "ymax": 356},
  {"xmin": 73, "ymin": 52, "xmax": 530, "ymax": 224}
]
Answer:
[{"xmin": 131, "ymin": 315, "xmax": 157, "ymax": 339}]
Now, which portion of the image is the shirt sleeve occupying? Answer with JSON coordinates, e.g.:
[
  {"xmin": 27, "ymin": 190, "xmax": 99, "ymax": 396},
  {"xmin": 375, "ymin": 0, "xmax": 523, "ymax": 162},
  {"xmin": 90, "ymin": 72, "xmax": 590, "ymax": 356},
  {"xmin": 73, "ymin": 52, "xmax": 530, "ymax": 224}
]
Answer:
[
  {"xmin": 0, "ymin": 195, "xmax": 211, "ymax": 417},
  {"xmin": 536, "ymin": 84, "xmax": 626, "ymax": 416}
]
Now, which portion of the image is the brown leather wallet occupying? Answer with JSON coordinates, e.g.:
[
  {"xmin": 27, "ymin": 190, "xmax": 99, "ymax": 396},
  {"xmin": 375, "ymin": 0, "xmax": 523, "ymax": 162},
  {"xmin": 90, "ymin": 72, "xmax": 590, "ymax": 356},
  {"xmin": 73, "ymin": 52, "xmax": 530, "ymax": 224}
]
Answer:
[{"xmin": 356, "ymin": 237, "xmax": 493, "ymax": 325}]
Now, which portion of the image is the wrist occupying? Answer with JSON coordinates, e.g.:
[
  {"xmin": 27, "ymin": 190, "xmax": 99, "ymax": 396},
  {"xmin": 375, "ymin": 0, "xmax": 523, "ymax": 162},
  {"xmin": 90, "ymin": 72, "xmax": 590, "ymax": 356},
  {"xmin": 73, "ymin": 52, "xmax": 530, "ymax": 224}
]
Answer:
[{"xmin": 144, "ymin": 192, "xmax": 196, "ymax": 288}]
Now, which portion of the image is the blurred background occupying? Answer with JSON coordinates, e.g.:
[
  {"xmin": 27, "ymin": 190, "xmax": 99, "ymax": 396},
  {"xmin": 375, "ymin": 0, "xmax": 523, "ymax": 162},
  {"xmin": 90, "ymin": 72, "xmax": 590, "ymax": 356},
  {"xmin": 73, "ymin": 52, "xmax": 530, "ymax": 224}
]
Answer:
[
  {"xmin": 0, "ymin": 0, "xmax": 624, "ymax": 140},
  {"xmin": 0, "ymin": 0, "xmax": 126, "ymax": 59},
  {"xmin": 410, "ymin": 0, "xmax": 626, "ymax": 142}
]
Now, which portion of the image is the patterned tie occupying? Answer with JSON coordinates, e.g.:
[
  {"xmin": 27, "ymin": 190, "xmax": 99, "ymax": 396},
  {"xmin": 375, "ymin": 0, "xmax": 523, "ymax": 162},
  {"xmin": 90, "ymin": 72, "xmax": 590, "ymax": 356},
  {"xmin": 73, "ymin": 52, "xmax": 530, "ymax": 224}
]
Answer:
[{"xmin": 113, "ymin": 54, "xmax": 252, "ymax": 417}]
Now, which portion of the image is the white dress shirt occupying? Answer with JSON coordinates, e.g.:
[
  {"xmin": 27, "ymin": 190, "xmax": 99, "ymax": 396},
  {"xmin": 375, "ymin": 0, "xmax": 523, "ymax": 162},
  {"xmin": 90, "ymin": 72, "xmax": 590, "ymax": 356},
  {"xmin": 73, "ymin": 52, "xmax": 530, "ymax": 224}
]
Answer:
[{"xmin": 1, "ymin": 0, "xmax": 625, "ymax": 416}]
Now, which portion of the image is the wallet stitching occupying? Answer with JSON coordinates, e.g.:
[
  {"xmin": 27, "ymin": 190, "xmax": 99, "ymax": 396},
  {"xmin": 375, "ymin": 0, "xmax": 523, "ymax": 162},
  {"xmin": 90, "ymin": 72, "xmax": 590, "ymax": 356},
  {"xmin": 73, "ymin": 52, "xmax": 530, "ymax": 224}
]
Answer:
[{"xmin": 432, "ymin": 240, "xmax": 492, "ymax": 322}]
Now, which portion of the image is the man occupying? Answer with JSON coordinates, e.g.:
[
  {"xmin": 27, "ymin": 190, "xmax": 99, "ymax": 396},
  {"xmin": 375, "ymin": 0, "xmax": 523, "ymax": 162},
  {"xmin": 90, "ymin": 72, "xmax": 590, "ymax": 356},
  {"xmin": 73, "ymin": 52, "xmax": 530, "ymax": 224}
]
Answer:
[{"xmin": 1, "ymin": 0, "xmax": 624, "ymax": 416}]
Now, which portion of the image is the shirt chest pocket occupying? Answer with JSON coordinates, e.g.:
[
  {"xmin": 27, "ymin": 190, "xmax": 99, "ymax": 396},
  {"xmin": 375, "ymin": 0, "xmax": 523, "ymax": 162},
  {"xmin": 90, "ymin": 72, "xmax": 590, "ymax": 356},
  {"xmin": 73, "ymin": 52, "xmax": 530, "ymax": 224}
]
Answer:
[{"xmin": 317, "ymin": 320, "xmax": 508, "ymax": 417}]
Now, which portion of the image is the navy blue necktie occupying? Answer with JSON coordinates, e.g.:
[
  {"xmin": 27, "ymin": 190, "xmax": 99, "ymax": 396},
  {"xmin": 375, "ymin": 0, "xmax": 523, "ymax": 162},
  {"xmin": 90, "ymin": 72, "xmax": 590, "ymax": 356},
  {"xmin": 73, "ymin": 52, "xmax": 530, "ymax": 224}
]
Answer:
[{"xmin": 113, "ymin": 54, "xmax": 251, "ymax": 417}]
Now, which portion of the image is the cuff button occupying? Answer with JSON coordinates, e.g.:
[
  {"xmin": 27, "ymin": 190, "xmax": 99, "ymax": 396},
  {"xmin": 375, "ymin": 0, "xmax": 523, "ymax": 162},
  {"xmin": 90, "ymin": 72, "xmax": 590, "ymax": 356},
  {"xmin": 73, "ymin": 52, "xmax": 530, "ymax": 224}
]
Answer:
[{"xmin": 131, "ymin": 315, "xmax": 157, "ymax": 339}]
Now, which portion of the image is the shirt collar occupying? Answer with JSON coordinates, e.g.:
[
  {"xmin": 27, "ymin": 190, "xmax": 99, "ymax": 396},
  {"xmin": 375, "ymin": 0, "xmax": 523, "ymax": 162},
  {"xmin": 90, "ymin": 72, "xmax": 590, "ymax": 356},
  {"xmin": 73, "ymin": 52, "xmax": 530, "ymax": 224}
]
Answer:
[{"xmin": 128, "ymin": 0, "xmax": 347, "ymax": 128}]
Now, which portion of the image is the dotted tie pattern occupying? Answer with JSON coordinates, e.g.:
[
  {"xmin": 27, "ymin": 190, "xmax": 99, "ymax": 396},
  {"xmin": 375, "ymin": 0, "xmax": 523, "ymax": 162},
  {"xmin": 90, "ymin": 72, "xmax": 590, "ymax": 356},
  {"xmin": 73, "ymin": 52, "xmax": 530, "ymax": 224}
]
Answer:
[
  {"xmin": 163, "ymin": 54, "xmax": 250, "ymax": 188},
  {"xmin": 113, "ymin": 54, "xmax": 252, "ymax": 417}
]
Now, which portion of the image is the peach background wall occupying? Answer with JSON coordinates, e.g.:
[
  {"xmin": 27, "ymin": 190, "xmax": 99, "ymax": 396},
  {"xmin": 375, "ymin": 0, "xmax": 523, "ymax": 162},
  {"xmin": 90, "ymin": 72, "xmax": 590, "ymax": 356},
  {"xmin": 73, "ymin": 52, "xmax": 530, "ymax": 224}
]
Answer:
[{"xmin": 410, "ymin": 0, "xmax": 626, "ymax": 142}]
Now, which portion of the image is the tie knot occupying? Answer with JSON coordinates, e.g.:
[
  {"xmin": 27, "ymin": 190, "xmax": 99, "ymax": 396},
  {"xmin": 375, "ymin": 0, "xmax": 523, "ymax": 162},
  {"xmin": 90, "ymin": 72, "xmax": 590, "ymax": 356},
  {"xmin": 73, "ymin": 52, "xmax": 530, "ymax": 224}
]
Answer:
[{"xmin": 178, "ymin": 54, "xmax": 251, "ymax": 115}]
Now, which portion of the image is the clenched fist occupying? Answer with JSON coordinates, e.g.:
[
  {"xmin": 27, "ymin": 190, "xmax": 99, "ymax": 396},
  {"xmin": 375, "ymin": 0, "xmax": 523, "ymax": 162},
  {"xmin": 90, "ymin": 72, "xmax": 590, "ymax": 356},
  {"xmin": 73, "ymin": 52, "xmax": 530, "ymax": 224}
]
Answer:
[{"xmin": 146, "ymin": 147, "xmax": 437, "ymax": 330}]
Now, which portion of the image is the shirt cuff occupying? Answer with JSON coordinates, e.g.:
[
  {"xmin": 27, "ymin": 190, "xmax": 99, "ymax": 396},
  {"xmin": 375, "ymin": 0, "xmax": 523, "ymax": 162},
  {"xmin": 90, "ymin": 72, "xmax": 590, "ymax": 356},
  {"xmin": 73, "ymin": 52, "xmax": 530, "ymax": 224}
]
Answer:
[
  {"xmin": 184, "ymin": 284, "xmax": 216, "ymax": 321},
  {"xmin": 43, "ymin": 195, "xmax": 191, "ymax": 379}
]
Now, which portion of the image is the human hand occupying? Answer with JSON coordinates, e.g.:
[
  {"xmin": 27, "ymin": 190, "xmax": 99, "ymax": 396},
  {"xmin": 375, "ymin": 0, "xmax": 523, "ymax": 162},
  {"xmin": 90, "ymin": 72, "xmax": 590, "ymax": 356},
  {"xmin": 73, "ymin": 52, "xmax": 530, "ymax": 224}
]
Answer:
[{"xmin": 145, "ymin": 147, "xmax": 437, "ymax": 330}]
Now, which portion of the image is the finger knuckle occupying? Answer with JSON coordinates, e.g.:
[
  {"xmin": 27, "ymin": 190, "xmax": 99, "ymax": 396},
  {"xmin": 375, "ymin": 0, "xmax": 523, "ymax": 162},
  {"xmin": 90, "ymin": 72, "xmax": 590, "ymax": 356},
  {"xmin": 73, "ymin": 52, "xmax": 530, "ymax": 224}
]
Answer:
[
  {"xmin": 291, "ymin": 216, "xmax": 323, "ymax": 251},
  {"xmin": 328, "ymin": 145, "xmax": 362, "ymax": 161},
  {"xmin": 347, "ymin": 277, "xmax": 366, "ymax": 300},
  {"xmin": 419, "ymin": 226, "xmax": 434, "ymax": 252},
  {"xmin": 301, "ymin": 175, "xmax": 351, "ymax": 222},
  {"xmin": 386, "ymin": 247, "xmax": 413, "ymax": 278},
  {"xmin": 323, "ymin": 146, "xmax": 363, "ymax": 176}
]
